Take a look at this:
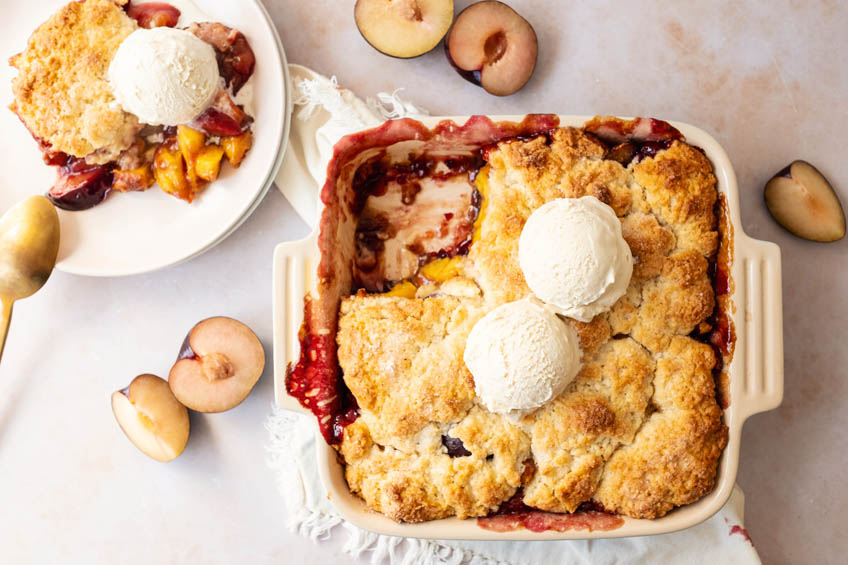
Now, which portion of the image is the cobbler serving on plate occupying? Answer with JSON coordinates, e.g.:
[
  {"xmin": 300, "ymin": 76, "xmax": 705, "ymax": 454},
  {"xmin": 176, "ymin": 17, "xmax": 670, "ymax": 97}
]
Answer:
[
  {"xmin": 9, "ymin": 0, "xmax": 256, "ymax": 210},
  {"xmin": 288, "ymin": 115, "xmax": 735, "ymax": 526}
]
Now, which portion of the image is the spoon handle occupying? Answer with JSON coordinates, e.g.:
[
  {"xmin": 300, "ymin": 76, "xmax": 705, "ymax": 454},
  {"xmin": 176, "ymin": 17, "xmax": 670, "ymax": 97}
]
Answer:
[{"xmin": 0, "ymin": 297, "xmax": 13, "ymax": 363}]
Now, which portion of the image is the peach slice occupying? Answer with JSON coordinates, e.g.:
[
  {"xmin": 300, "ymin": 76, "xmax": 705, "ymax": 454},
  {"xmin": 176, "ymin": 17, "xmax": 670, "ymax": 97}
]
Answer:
[
  {"xmin": 177, "ymin": 125, "xmax": 206, "ymax": 187},
  {"xmin": 355, "ymin": 0, "xmax": 454, "ymax": 58},
  {"xmin": 195, "ymin": 145, "xmax": 225, "ymax": 182},
  {"xmin": 168, "ymin": 317, "xmax": 265, "ymax": 413},
  {"xmin": 418, "ymin": 256, "xmax": 462, "ymax": 282},
  {"xmin": 111, "ymin": 374, "xmax": 190, "ymax": 462},
  {"xmin": 764, "ymin": 160, "xmax": 845, "ymax": 242},
  {"xmin": 445, "ymin": 1, "xmax": 537, "ymax": 96},
  {"xmin": 153, "ymin": 142, "xmax": 191, "ymax": 201},
  {"xmin": 222, "ymin": 132, "xmax": 252, "ymax": 168},
  {"xmin": 383, "ymin": 280, "xmax": 417, "ymax": 298}
]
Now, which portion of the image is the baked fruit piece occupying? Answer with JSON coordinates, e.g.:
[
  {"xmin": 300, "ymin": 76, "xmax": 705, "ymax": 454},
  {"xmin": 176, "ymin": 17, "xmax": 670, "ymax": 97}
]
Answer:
[
  {"xmin": 9, "ymin": 0, "xmax": 140, "ymax": 164},
  {"xmin": 325, "ymin": 121, "xmax": 729, "ymax": 523}
]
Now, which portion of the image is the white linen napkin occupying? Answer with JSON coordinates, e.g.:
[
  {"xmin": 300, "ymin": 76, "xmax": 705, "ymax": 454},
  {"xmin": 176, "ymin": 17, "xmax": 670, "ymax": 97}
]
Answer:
[{"xmin": 267, "ymin": 65, "xmax": 762, "ymax": 565}]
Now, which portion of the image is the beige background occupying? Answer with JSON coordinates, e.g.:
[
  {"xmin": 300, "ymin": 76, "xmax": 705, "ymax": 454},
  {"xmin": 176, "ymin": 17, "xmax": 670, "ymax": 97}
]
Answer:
[{"xmin": 1, "ymin": 1, "xmax": 846, "ymax": 564}]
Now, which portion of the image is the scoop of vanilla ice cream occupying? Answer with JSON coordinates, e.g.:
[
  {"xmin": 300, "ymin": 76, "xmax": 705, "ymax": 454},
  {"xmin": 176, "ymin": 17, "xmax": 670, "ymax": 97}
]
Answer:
[
  {"xmin": 109, "ymin": 27, "xmax": 220, "ymax": 126},
  {"xmin": 463, "ymin": 298, "xmax": 581, "ymax": 416},
  {"xmin": 519, "ymin": 196, "xmax": 633, "ymax": 323}
]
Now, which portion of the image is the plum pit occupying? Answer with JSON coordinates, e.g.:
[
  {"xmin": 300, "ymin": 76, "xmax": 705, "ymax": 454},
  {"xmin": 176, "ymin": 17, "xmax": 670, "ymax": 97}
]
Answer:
[
  {"xmin": 168, "ymin": 316, "xmax": 265, "ymax": 413},
  {"xmin": 446, "ymin": 1, "xmax": 538, "ymax": 96}
]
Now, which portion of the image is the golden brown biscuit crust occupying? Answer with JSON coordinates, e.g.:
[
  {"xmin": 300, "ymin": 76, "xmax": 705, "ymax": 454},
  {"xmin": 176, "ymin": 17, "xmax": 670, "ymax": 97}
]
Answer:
[
  {"xmin": 10, "ymin": 0, "xmax": 140, "ymax": 164},
  {"xmin": 338, "ymin": 294, "xmax": 484, "ymax": 443},
  {"xmin": 336, "ymin": 127, "xmax": 728, "ymax": 523}
]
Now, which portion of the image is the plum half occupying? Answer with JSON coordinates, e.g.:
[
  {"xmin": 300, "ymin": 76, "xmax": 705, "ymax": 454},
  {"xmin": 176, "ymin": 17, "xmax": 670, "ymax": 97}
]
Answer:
[
  {"xmin": 111, "ymin": 374, "xmax": 190, "ymax": 462},
  {"xmin": 168, "ymin": 317, "xmax": 265, "ymax": 413},
  {"xmin": 354, "ymin": 0, "xmax": 454, "ymax": 58},
  {"xmin": 445, "ymin": 1, "xmax": 537, "ymax": 96},
  {"xmin": 764, "ymin": 160, "xmax": 845, "ymax": 242}
]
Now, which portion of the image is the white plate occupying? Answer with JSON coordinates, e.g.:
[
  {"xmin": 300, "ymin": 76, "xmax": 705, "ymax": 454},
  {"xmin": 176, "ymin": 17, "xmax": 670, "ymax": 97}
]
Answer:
[{"xmin": 0, "ymin": 0, "xmax": 291, "ymax": 276}]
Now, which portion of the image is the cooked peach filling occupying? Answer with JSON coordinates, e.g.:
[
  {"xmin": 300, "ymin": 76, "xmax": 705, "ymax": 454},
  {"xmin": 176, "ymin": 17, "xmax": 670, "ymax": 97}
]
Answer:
[{"xmin": 152, "ymin": 125, "xmax": 253, "ymax": 203}]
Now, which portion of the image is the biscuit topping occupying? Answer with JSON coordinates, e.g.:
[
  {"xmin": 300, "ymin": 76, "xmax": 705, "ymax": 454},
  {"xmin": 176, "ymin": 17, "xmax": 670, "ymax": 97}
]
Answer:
[{"xmin": 10, "ymin": 0, "xmax": 140, "ymax": 163}]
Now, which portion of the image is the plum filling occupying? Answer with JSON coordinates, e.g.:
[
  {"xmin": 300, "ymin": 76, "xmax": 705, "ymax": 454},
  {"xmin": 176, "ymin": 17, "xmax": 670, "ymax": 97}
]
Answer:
[
  {"xmin": 47, "ymin": 158, "xmax": 114, "ymax": 211},
  {"xmin": 477, "ymin": 489, "xmax": 624, "ymax": 533},
  {"xmin": 352, "ymin": 153, "xmax": 484, "ymax": 292},
  {"xmin": 188, "ymin": 22, "xmax": 256, "ymax": 95},
  {"xmin": 286, "ymin": 298, "xmax": 360, "ymax": 444},
  {"xmin": 190, "ymin": 89, "xmax": 253, "ymax": 137},
  {"xmin": 585, "ymin": 116, "xmax": 683, "ymax": 166},
  {"xmin": 125, "ymin": 1, "xmax": 181, "ymax": 29},
  {"xmin": 442, "ymin": 435, "xmax": 472, "ymax": 457}
]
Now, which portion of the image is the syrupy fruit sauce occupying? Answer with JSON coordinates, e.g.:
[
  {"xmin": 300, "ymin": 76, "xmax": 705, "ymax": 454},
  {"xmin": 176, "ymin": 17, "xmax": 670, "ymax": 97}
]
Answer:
[
  {"xmin": 689, "ymin": 195, "xmax": 735, "ymax": 409},
  {"xmin": 352, "ymin": 152, "xmax": 484, "ymax": 291},
  {"xmin": 352, "ymin": 152, "xmax": 483, "ymax": 215},
  {"xmin": 47, "ymin": 155, "xmax": 115, "ymax": 211},
  {"xmin": 477, "ymin": 489, "xmax": 625, "ymax": 533},
  {"xmin": 585, "ymin": 117, "xmax": 683, "ymax": 166},
  {"xmin": 124, "ymin": 1, "xmax": 181, "ymax": 29},
  {"xmin": 286, "ymin": 299, "xmax": 359, "ymax": 444},
  {"xmin": 441, "ymin": 435, "xmax": 472, "ymax": 457}
]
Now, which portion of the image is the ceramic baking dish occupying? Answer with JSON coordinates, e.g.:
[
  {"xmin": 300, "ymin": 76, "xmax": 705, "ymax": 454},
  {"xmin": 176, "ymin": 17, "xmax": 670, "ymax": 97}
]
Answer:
[{"xmin": 272, "ymin": 115, "xmax": 783, "ymax": 540}]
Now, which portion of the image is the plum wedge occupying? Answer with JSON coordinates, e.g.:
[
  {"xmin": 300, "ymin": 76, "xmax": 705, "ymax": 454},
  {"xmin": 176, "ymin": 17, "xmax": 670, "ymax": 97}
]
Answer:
[
  {"xmin": 764, "ymin": 160, "xmax": 845, "ymax": 242},
  {"xmin": 446, "ymin": 1, "xmax": 537, "ymax": 96},
  {"xmin": 111, "ymin": 374, "xmax": 190, "ymax": 462},
  {"xmin": 355, "ymin": 0, "xmax": 454, "ymax": 58},
  {"xmin": 169, "ymin": 317, "xmax": 265, "ymax": 413}
]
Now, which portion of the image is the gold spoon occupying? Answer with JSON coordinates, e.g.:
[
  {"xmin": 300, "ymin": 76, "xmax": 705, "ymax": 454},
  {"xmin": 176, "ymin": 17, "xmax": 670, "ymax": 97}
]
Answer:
[{"xmin": 0, "ymin": 196, "xmax": 60, "ymax": 362}]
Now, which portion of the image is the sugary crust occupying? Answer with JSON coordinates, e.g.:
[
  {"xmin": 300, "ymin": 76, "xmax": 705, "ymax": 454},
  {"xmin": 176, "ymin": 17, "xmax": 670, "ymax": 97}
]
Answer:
[
  {"xmin": 621, "ymin": 213, "xmax": 676, "ymax": 280},
  {"xmin": 10, "ymin": 0, "xmax": 140, "ymax": 163},
  {"xmin": 594, "ymin": 337, "xmax": 728, "ymax": 518},
  {"xmin": 632, "ymin": 141, "xmax": 718, "ymax": 257},
  {"xmin": 523, "ymin": 338, "xmax": 653, "ymax": 512},
  {"xmin": 340, "ymin": 406, "xmax": 531, "ymax": 522},
  {"xmin": 335, "ymin": 126, "xmax": 728, "ymax": 523},
  {"xmin": 469, "ymin": 127, "xmax": 632, "ymax": 306},
  {"xmin": 338, "ymin": 294, "xmax": 484, "ymax": 443}
]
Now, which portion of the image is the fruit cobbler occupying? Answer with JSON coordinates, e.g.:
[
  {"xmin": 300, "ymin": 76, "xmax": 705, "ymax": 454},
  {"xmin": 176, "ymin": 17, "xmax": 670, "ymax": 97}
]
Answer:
[
  {"xmin": 287, "ymin": 115, "xmax": 734, "ymax": 525},
  {"xmin": 9, "ymin": 0, "xmax": 255, "ymax": 210}
]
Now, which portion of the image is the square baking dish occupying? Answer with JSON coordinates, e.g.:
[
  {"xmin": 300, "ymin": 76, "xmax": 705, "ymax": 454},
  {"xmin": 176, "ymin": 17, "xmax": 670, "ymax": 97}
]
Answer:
[{"xmin": 272, "ymin": 115, "xmax": 783, "ymax": 540}]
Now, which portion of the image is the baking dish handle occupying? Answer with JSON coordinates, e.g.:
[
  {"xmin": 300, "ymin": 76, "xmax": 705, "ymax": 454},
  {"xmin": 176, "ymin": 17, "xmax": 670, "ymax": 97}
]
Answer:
[
  {"xmin": 272, "ymin": 233, "xmax": 319, "ymax": 415},
  {"xmin": 736, "ymin": 235, "xmax": 784, "ymax": 420}
]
